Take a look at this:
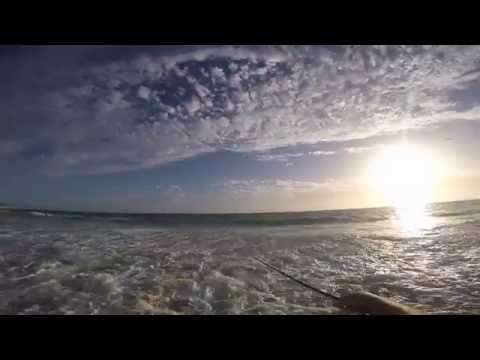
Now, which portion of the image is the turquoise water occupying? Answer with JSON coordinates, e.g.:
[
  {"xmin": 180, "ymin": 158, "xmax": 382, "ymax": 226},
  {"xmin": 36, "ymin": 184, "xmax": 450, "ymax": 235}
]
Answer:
[{"xmin": 1, "ymin": 199, "xmax": 480, "ymax": 314}]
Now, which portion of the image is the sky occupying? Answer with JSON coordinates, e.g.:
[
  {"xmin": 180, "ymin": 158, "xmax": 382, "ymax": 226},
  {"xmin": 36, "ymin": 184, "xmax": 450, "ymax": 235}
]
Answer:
[{"xmin": 0, "ymin": 45, "xmax": 479, "ymax": 213}]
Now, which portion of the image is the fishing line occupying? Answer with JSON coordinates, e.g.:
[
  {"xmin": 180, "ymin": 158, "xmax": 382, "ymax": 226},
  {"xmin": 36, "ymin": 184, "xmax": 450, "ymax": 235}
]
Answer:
[{"xmin": 253, "ymin": 256, "xmax": 340, "ymax": 301}]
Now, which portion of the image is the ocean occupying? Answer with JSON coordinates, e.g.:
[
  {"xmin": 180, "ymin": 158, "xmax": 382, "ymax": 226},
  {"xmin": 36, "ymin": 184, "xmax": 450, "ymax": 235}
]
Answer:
[{"xmin": 1, "ymin": 199, "xmax": 480, "ymax": 315}]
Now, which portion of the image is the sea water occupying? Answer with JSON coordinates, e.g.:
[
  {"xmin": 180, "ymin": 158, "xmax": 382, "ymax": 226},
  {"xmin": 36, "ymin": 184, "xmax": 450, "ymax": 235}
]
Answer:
[{"xmin": 1, "ymin": 199, "xmax": 479, "ymax": 314}]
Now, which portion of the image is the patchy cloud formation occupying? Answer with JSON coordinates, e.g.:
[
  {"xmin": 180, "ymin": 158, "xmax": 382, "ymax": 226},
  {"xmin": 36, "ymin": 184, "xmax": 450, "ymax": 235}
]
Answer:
[
  {"xmin": 222, "ymin": 179, "xmax": 349, "ymax": 194},
  {"xmin": 210, "ymin": 178, "xmax": 367, "ymax": 212},
  {"xmin": 2, "ymin": 45, "xmax": 480, "ymax": 176}
]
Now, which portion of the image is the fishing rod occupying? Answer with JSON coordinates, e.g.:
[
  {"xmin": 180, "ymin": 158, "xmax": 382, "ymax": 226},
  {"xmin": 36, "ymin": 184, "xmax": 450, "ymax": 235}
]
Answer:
[
  {"xmin": 254, "ymin": 256, "xmax": 421, "ymax": 315},
  {"xmin": 253, "ymin": 256, "xmax": 339, "ymax": 301}
]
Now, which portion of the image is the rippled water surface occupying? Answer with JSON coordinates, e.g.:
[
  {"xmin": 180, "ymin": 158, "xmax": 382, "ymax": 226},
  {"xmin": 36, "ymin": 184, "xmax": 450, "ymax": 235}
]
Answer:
[{"xmin": 1, "ymin": 200, "xmax": 480, "ymax": 314}]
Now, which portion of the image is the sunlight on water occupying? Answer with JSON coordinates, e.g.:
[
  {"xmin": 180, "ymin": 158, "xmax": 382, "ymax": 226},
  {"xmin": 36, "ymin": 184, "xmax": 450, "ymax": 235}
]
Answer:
[{"xmin": 394, "ymin": 203, "xmax": 435, "ymax": 237}]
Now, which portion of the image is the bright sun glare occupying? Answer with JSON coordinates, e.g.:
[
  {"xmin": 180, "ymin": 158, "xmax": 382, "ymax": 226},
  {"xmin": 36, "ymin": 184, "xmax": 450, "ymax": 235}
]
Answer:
[{"xmin": 369, "ymin": 143, "xmax": 444, "ymax": 232}]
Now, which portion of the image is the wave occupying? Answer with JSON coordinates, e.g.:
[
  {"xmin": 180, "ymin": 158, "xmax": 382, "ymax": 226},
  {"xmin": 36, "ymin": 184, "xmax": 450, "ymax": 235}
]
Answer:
[
  {"xmin": 21, "ymin": 200, "xmax": 480, "ymax": 227},
  {"xmin": 107, "ymin": 212, "xmax": 390, "ymax": 227},
  {"xmin": 22, "ymin": 210, "xmax": 390, "ymax": 227},
  {"xmin": 227, "ymin": 215, "xmax": 387, "ymax": 227},
  {"xmin": 432, "ymin": 209, "xmax": 480, "ymax": 218},
  {"xmin": 30, "ymin": 211, "xmax": 53, "ymax": 217}
]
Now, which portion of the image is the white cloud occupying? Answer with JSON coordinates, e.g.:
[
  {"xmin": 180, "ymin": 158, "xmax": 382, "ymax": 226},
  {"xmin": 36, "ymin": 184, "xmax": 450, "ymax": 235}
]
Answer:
[
  {"xmin": 256, "ymin": 152, "xmax": 304, "ymax": 163},
  {"xmin": 344, "ymin": 146, "xmax": 372, "ymax": 154},
  {"xmin": 185, "ymin": 96, "xmax": 202, "ymax": 115},
  {"xmin": 137, "ymin": 86, "xmax": 151, "ymax": 100},
  {"xmin": 211, "ymin": 67, "xmax": 227, "ymax": 83},
  {"xmin": 309, "ymin": 150, "xmax": 335, "ymax": 156},
  {"xmin": 221, "ymin": 178, "xmax": 354, "ymax": 194},
  {"xmin": 256, "ymin": 150, "xmax": 335, "ymax": 163},
  {"xmin": 10, "ymin": 45, "xmax": 480, "ymax": 175}
]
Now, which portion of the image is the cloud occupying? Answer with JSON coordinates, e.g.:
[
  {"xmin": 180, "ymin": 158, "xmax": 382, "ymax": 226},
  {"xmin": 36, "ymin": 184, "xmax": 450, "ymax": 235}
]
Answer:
[
  {"xmin": 256, "ymin": 150, "xmax": 335, "ymax": 163},
  {"xmin": 155, "ymin": 184, "xmax": 188, "ymax": 204},
  {"xmin": 309, "ymin": 150, "xmax": 336, "ymax": 156},
  {"xmin": 184, "ymin": 96, "xmax": 202, "ymax": 115},
  {"xmin": 3, "ymin": 45, "xmax": 480, "ymax": 175},
  {"xmin": 137, "ymin": 86, "xmax": 151, "ymax": 100},
  {"xmin": 344, "ymin": 146, "xmax": 373, "ymax": 154},
  {"xmin": 221, "ymin": 178, "xmax": 354, "ymax": 195},
  {"xmin": 256, "ymin": 152, "xmax": 304, "ymax": 163},
  {"xmin": 211, "ymin": 67, "xmax": 227, "ymax": 83},
  {"xmin": 155, "ymin": 184, "xmax": 185, "ymax": 198},
  {"xmin": 214, "ymin": 178, "xmax": 366, "ymax": 211}
]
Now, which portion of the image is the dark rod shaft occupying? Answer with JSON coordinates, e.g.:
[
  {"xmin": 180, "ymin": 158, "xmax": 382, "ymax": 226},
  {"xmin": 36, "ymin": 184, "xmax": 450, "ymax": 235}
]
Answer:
[{"xmin": 254, "ymin": 256, "xmax": 339, "ymax": 301}]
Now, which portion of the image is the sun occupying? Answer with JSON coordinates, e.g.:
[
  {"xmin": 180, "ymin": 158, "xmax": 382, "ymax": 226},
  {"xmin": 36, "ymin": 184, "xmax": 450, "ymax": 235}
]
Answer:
[{"xmin": 369, "ymin": 143, "xmax": 443, "ymax": 213}]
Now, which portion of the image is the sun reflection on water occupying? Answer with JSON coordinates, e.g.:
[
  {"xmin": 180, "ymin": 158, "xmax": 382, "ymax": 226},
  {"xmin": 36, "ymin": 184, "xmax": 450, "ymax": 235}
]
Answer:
[{"xmin": 394, "ymin": 203, "xmax": 436, "ymax": 237}]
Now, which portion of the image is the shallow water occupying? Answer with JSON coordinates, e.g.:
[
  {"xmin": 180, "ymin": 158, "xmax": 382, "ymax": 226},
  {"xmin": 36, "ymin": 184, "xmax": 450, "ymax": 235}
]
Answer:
[{"xmin": 1, "ymin": 200, "xmax": 479, "ymax": 314}]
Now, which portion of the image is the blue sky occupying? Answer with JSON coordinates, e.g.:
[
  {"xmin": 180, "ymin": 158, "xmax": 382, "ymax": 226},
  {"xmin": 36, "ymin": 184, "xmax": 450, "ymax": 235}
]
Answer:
[{"xmin": 1, "ymin": 45, "xmax": 480, "ymax": 213}]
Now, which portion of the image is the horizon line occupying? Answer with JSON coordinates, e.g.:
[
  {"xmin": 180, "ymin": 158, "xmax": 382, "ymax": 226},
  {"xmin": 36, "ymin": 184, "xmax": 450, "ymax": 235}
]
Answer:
[{"xmin": 4, "ymin": 198, "xmax": 479, "ymax": 217}]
